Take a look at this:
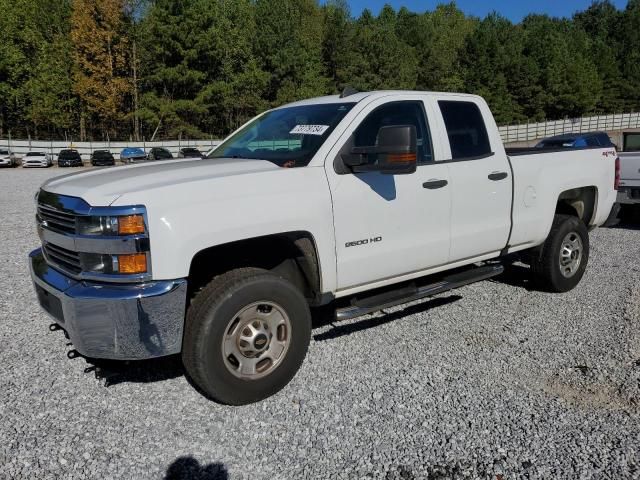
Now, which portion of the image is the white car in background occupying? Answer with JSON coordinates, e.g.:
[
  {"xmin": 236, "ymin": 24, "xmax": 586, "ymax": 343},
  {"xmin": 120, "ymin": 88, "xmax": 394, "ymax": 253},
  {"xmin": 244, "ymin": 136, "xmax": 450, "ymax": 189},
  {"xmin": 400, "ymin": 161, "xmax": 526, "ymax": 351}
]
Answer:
[
  {"xmin": 0, "ymin": 149, "xmax": 17, "ymax": 167},
  {"xmin": 22, "ymin": 152, "xmax": 53, "ymax": 168}
]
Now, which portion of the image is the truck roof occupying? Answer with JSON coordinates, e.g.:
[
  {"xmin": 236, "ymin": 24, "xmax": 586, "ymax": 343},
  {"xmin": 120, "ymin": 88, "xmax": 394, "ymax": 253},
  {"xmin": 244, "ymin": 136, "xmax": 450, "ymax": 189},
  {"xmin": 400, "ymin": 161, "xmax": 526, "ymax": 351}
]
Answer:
[{"xmin": 280, "ymin": 90, "xmax": 482, "ymax": 108}]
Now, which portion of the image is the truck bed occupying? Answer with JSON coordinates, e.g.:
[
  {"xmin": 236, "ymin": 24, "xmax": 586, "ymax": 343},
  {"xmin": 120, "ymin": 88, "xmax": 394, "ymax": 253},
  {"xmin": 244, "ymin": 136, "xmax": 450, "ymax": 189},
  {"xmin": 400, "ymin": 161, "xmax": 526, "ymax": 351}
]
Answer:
[{"xmin": 506, "ymin": 146, "xmax": 617, "ymax": 252}]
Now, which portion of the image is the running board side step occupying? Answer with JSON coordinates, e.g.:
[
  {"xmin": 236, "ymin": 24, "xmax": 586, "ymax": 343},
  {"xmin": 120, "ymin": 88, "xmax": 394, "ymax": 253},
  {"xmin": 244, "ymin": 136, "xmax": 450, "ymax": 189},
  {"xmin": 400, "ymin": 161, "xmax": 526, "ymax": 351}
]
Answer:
[{"xmin": 335, "ymin": 264, "xmax": 504, "ymax": 321}]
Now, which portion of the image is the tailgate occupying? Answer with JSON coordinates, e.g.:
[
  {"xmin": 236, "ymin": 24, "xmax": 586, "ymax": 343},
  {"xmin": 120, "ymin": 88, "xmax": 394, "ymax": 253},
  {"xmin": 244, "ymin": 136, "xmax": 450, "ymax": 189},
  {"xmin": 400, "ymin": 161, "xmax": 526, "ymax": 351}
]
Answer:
[{"xmin": 619, "ymin": 153, "xmax": 640, "ymax": 187}]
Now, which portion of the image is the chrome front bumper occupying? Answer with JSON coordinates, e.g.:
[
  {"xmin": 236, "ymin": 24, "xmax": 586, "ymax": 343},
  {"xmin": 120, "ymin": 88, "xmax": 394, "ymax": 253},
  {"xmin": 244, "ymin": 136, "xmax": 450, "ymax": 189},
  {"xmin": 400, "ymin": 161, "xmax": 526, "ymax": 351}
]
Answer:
[{"xmin": 29, "ymin": 248, "xmax": 187, "ymax": 360}]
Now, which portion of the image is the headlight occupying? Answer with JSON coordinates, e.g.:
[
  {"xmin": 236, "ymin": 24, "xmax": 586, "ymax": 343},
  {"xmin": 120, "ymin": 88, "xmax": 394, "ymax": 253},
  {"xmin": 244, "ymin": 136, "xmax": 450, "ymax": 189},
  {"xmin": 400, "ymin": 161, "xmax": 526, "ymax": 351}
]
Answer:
[
  {"xmin": 77, "ymin": 214, "xmax": 145, "ymax": 236},
  {"xmin": 80, "ymin": 252, "xmax": 148, "ymax": 275}
]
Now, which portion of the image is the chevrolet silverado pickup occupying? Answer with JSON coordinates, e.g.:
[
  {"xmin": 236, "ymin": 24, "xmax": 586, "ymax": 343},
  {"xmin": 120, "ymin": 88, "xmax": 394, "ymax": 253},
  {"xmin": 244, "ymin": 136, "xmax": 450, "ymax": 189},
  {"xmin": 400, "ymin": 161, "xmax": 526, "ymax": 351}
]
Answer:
[
  {"xmin": 618, "ymin": 152, "xmax": 640, "ymax": 207},
  {"xmin": 29, "ymin": 91, "xmax": 619, "ymax": 405}
]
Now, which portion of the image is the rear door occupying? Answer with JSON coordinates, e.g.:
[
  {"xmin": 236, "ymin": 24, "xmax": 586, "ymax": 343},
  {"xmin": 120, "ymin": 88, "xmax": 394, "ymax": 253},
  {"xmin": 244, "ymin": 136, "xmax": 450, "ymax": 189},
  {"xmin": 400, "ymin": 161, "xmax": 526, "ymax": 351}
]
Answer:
[{"xmin": 432, "ymin": 98, "xmax": 512, "ymax": 260}]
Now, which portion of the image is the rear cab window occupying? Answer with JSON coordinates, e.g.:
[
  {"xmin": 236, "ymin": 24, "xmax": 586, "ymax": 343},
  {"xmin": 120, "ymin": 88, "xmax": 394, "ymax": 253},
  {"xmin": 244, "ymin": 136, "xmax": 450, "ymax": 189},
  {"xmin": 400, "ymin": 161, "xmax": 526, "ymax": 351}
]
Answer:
[{"xmin": 438, "ymin": 100, "xmax": 492, "ymax": 160}]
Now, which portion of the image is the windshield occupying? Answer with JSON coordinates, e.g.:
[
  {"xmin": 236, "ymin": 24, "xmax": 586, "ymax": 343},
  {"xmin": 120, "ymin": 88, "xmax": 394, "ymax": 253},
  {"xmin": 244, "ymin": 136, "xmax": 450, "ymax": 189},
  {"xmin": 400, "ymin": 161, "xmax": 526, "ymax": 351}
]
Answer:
[{"xmin": 208, "ymin": 103, "xmax": 355, "ymax": 167}]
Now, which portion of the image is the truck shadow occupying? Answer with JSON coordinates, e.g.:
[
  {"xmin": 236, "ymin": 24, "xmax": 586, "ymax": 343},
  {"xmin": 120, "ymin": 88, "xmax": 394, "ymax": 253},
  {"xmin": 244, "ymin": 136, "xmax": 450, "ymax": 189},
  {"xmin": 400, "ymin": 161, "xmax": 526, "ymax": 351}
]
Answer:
[
  {"xmin": 489, "ymin": 263, "xmax": 534, "ymax": 290},
  {"xmin": 82, "ymin": 354, "xmax": 184, "ymax": 387},
  {"xmin": 79, "ymin": 296, "xmax": 465, "ymax": 386},
  {"xmin": 608, "ymin": 206, "xmax": 640, "ymax": 230},
  {"xmin": 312, "ymin": 295, "xmax": 462, "ymax": 342},
  {"xmin": 165, "ymin": 456, "xmax": 228, "ymax": 480}
]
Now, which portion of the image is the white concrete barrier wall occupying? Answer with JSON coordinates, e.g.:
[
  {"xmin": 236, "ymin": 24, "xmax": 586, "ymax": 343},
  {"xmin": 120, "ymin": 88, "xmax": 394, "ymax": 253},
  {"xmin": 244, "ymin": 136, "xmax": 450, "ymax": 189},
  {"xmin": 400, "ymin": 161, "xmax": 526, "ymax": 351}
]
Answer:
[
  {"xmin": 0, "ymin": 139, "xmax": 222, "ymax": 160},
  {"xmin": 498, "ymin": 112, "xmax": 640, "ymax": 144}
]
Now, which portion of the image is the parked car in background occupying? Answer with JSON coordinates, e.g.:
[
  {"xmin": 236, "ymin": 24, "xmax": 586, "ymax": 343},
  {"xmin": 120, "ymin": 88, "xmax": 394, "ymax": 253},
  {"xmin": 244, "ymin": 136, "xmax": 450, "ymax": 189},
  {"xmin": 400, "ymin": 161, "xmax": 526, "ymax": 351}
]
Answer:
[
  {"xmin": 120, "ymin": 147, "xmax": 147, "ymax": 164},
  {"xmin": 617, "ymin": 152, "xmax": 640, "ymax": 209},
  {"xmin": 58, "ymin": 149, "xmax": 83, "ymax": 167},
  {"xmin": 22, "ymin": 152, "xmax": 52, "ymax": 168},
  {"xmin": 0, "ymin": 148, "xmax": 17, "ymax": 167},
  {"xmin": 147, "ymin": 147, "xmax": 173, "ymax": 161},
  {"xmin": 535, "ymin": 131, "xmax": 616, "ymax": 149},
  {"xmin": 90, "ymin": 150, "xmax": 115, "ymax": 167},
  {"xmin": 178, "ymin": 147, "xmax": 203, "ymax": 158}
]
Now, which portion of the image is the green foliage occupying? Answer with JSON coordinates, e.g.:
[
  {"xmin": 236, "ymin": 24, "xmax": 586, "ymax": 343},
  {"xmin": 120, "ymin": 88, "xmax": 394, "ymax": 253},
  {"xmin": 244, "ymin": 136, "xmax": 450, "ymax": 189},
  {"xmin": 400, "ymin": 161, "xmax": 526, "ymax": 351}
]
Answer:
[{"xmin": 1, "ymin": 0, "xmax": 640, "ymax": 139}]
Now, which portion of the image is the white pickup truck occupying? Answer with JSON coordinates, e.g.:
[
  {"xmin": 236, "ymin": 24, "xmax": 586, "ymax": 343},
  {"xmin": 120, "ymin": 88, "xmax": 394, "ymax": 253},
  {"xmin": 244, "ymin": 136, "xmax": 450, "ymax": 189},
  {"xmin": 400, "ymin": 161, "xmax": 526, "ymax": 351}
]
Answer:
[
  {"xmin": 618, "ymin": 152, "xmax": 640, "ymax": 207},
  {"xmin": 29, "ymin": 91, "xmax": 619, "ymax": 404}
]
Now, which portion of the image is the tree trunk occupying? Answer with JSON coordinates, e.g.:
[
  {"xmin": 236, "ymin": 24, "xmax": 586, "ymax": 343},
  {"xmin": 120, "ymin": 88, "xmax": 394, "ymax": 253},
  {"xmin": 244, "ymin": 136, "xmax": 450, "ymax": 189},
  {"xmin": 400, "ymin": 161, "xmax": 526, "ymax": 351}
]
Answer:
[{"xmin": 133, "ymin": 39, "xmax": 140, "ymax": 142}]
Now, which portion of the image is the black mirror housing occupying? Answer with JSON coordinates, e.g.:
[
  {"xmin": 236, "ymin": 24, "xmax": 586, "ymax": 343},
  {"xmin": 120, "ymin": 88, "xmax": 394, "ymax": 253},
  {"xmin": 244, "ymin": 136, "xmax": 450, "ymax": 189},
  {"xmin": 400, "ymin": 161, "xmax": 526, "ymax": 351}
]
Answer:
[{"xmin": 344, "ymin": 125, "xmax": 417, "ymax": 175}]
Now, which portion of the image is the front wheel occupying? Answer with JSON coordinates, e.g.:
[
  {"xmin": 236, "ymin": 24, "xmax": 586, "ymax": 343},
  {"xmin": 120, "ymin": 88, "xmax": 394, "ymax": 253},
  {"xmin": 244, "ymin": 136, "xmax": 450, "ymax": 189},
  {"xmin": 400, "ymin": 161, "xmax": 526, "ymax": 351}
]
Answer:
[
  {"xmin": 182, "ymin": 268, "xmax": 311, "ymax": 405},
  {"xmin": 530, "ymin": 214, "xmax": 590, "ymax": 292}
]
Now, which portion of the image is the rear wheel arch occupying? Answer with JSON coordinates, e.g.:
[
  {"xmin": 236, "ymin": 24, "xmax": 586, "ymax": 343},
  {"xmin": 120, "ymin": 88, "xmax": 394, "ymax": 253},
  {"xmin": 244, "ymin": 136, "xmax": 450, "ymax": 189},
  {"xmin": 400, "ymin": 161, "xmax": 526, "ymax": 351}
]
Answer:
[{"xmin": 555, "ymin": 186, "xmax": 598, "ymax": 226}]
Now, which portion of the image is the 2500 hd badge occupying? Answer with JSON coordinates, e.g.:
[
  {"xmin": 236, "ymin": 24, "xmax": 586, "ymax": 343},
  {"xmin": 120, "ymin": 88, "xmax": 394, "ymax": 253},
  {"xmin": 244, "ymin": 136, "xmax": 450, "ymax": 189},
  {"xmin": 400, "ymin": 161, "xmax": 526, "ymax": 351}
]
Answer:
[{"xmin": 345, "ymin": 236, "xmax": 383, "ymax": 248}]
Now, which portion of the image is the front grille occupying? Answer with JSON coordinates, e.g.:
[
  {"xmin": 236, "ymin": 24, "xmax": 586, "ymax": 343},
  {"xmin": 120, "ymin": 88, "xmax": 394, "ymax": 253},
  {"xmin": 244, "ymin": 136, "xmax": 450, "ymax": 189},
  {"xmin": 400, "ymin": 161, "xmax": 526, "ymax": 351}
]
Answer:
[
  {"xmin": 38, "ymin": 204, "xmax": 77, "ymax": 234},
  {"xmin": 43, "ymin": 242, "xmax": 82, "ymax": 275}
]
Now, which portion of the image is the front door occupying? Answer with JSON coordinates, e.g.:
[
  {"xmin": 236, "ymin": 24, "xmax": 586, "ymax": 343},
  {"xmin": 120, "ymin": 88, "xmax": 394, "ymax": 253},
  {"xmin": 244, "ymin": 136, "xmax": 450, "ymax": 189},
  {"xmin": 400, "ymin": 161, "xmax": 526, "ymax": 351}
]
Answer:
[{"xmin": 326, "ymin": 96, "xmax": 452, "ymax": 292}]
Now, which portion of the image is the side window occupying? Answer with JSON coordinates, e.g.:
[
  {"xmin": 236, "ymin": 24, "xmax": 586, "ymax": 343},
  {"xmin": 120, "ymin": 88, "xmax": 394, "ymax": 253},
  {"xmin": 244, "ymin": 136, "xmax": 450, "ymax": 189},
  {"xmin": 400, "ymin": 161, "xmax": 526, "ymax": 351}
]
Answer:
[
  {"xmin": 438, "ymin": 100, "xmax": 492, "ymax": 160},
  {"xmin": 353, "ymin": 101, "xmax": 433, "ymax": 164}
]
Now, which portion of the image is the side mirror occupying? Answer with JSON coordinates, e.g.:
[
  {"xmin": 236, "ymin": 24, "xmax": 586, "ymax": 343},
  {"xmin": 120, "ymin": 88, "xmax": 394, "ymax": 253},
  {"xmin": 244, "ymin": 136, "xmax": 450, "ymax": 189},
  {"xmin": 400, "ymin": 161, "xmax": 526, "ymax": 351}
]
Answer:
[{"xmin": 342, "ymin": 125, "xmax": 417, "ymax": 175}]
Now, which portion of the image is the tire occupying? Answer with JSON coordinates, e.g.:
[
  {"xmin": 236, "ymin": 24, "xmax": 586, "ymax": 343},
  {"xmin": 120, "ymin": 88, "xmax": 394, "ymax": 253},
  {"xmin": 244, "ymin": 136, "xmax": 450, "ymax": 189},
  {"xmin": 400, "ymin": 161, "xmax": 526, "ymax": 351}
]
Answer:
[
  {"xmin": 182, "ymin": 268, "xmax": 311, "ymax": 405},
  {"xmin": 530, "ymin": 214, "xmax": 589, "ymax": 293}
]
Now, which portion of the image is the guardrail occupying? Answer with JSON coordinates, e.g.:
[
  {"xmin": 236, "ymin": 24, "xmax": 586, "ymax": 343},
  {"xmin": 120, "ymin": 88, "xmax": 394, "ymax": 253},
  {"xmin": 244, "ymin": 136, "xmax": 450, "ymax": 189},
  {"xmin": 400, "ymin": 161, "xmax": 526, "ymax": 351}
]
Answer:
[
  {"xmin": 499, "ymin": 112, "xmax": 640, "ymax": 144},
  {"xmin": 0, "ymin": 139, "xmax": 222, "ymax": 160}
]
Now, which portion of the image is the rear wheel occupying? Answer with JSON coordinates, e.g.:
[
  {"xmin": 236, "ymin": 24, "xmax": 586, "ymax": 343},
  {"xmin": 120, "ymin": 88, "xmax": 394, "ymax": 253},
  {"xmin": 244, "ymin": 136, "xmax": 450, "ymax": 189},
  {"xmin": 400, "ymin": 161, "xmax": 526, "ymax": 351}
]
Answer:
[
  {"xmin": 182, "ymin": 268, "xmax": 311, "ymax": 405},
  {"xmin": 530, "ymin": 214, "xmax": 589, "ymax": 292}
]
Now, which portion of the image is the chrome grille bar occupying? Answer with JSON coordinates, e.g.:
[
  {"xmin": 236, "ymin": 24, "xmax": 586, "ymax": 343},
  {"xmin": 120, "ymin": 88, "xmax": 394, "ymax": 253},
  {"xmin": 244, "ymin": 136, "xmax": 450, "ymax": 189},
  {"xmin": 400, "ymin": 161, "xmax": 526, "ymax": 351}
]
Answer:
[
  {"xmin": 43, "ymin": 243, "xmax": 82, "ymax": 275},
  {"xmin": 37, "ymin": 204, "xmax": 77, "ymax": 234}
]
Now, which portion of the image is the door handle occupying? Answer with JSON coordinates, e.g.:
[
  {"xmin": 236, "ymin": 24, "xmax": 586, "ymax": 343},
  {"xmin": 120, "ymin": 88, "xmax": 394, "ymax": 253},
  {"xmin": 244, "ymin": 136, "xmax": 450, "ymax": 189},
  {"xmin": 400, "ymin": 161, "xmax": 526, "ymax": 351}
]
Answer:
[
  {"xmin": 488, "ymin": 171, "xmax": 508, "ymax": 181},
  {"xmin": 423, "ymin": 179, "xmax": 448, "ymax": 189}
]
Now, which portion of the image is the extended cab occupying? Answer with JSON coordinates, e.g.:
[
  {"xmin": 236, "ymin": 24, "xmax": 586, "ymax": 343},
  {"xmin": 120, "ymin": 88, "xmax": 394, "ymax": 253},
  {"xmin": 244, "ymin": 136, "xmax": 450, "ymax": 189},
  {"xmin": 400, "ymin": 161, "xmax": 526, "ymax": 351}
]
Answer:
[{"xmin": 29, "ymin": 91, "xmax": 619, "ymax": 404}]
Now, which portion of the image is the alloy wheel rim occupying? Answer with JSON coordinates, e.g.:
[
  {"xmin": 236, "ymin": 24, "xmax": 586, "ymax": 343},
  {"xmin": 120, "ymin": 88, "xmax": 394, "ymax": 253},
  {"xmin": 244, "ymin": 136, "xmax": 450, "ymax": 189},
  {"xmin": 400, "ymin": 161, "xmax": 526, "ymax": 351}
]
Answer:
[{"xmin": 222, "ymin": 301, "xmax": 291, "ymax": 380}]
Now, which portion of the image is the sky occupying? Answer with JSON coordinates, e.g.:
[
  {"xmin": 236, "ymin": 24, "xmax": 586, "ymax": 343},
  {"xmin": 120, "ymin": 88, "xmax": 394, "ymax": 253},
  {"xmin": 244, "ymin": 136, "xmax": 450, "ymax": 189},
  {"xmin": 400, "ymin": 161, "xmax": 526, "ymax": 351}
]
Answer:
[{"xmin": 344, "ymin": 0, "xmax": 629, "ymax": 22}]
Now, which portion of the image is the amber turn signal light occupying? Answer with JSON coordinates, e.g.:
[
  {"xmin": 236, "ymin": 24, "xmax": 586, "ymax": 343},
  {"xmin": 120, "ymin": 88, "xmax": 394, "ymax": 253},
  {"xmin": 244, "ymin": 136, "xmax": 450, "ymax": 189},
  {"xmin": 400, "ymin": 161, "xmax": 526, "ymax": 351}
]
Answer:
[
  {"xmin": 117, "ymin": 253, "xmax": 147, "ymax": 274},
  {"xmin": 118, "ymin": 215, "xmax": 145, "ymax": 235},
  {"xmin": 387, "ymin": 153, "xmax": 417, "ymax": 163}
]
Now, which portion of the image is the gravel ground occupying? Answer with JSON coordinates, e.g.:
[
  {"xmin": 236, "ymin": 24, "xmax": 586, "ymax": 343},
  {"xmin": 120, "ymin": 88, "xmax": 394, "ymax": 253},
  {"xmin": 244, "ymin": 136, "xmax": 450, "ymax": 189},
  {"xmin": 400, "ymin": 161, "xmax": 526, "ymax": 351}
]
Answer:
[{"xmin": 1, "ymin": 167, "xmax": 639, "ymax": 480}]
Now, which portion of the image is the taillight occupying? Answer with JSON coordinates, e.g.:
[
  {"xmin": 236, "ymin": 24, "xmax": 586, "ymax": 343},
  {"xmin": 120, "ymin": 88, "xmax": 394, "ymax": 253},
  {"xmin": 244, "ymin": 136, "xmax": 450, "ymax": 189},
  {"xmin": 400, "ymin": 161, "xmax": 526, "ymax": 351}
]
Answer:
[{"xmin": 614, "ymin": 157, "xmax": 621, "ymax": 191}]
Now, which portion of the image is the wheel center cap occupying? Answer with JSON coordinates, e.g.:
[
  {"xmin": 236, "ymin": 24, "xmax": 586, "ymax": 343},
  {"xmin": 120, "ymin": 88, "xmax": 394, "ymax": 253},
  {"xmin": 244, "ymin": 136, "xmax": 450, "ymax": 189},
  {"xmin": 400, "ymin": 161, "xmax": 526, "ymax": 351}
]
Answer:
[{"xmin": 254, "ymin": 333, "xmax": 269, "ymax": 351}]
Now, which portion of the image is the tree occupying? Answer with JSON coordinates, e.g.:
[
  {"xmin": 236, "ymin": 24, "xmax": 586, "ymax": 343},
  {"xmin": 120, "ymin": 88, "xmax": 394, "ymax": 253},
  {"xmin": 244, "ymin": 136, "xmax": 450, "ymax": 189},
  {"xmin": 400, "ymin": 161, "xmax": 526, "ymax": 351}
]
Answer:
[
  {"xmin": 254, "ymin": 0, "xmax": 331, "ymax": 104},
  {"xmin": 321, "ymin": 0, "xmax": 353, "ymax": 91},
  {"xmin": 339, "ymin": 6, "xmax": 418, "ymax": 91},
  {"xmin": 0, "ymin": 0, "xmax": 75, "ymax": 138},
  {"xmin": 522, "ymin": 15, "xmax": 602, "ymax": 119},
  {"xmin": 71, "ymin": 0, "xmax": 132, "ymax": 140},
  {"xmin": 398, "ymin": 3, "xmax": 476, "ymax": 92},
  {"xmin": 461, "ymin": 14, "xmax": 529, "ymax": 124},
  {"xmin": 574, "ymin": 1, "xmax": 625, "ymax": 112},
  {"xmin": 617, "ymin": 0, "xmax": 640, "ymax": 111}
]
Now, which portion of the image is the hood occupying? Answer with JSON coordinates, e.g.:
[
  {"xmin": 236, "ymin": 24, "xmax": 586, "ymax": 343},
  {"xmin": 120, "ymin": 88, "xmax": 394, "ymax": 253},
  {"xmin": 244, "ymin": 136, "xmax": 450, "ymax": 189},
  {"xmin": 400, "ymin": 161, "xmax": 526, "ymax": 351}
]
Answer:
[{"xmin": 41, "ymin": 157, "xmax": 280, "ymax": 206}]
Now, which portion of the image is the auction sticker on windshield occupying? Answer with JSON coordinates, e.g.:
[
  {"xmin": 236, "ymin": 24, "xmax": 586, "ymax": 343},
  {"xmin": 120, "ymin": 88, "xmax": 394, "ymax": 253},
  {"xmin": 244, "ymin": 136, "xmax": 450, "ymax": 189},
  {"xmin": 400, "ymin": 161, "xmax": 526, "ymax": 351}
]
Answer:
[{"xmin": 290, "ymin": 125, "xmax": 330, "ymax": 135}]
